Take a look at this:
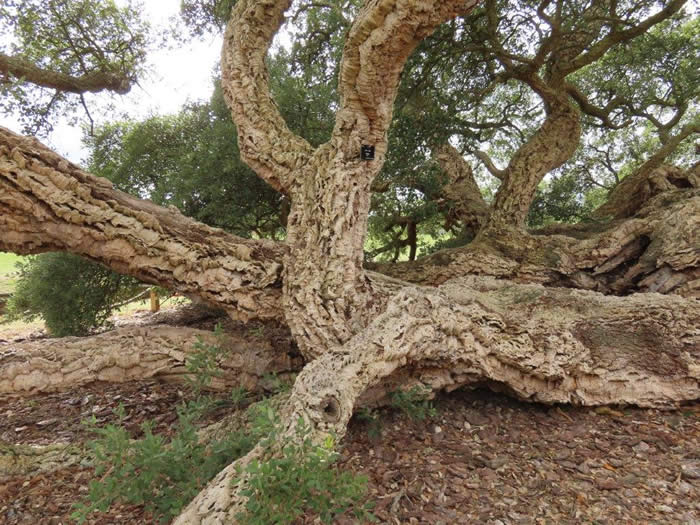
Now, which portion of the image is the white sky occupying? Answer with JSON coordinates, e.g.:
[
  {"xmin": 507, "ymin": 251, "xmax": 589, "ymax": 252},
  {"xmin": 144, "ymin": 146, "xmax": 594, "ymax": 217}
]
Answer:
[{"xmin": 0, "ymin": 0, "xmax": 222, "ymax": 163}]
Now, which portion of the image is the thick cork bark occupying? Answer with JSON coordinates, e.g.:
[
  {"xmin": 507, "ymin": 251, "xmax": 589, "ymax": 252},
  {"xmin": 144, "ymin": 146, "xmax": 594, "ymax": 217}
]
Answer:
[{"xmin": 0, "ymin": 127, "xmax": 285, "ymax": 322}]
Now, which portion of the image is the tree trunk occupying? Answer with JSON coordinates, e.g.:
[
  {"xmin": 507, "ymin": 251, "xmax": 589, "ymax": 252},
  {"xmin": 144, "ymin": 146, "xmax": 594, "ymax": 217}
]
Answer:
[
  {"xmin": 175, "ymin": 274, "xmax": 699, "ymax": 523},
  {"xmin": 1, "ymin": 0, "xmax": 698, "ymax": 522},
  {"xmin": 433, "ymin": 143, "xmax": 489, "ymax": 236},
  {"xmin": 221, "ymin": 0, "xmax": 481, "ymax": 359},
  {"xmin": 485, "ymin": 87, "xmax": 582, "ymax": 231}
]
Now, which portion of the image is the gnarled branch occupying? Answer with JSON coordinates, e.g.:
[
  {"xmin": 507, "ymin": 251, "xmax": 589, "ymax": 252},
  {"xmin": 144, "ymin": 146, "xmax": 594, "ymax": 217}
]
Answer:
[
  {"xmin": 433, "ymin": 143, "xmax": 489, "ymax": 234},
  {"xmin": 221, "ymin": 0, "xmax": 315, "ymax": 195},
  {"xmin": 332, "ymin": 0, "xmax": 481, "ymax": 159},
  {"xmin": 0, "ymin": 126, "xmax": 286, "ymax": 321},
  {"xmin": 474, "ymin": 149, "xmax": 506, "ymax": 180}
]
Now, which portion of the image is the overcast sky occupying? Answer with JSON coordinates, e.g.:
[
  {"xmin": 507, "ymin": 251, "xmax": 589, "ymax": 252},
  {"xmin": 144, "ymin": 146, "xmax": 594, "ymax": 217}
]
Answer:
[{"xmin": 0, "ymin": 1, "xmax": 222, "ymax": 164}]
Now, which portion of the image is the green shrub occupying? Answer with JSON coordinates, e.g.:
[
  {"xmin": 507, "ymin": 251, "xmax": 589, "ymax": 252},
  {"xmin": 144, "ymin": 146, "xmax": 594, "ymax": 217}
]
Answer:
[
  {"xmin": 185, "ymin": 323, "xmax": 228, "ymax": 395},
  {"xmin": 72, "ymin": 402, "xmax": 256, "ymax": 524},
  {"xmin": 236, "ymin": 414, "xmax": 375, "ymax": 525},
  {"xmin": 74, "ymin": 401, "xmax": 373, "ymax": 524},
  {"xmin": 390, "ymin": 385, "xmax": 437, "ymax": 421},
  {"xmin": 74, "ymin": 329, "xmax": 373, "ymax": 524},
  {"xmin": 6, "ymin": 253, "xmax": 143, "ymax": 336}
]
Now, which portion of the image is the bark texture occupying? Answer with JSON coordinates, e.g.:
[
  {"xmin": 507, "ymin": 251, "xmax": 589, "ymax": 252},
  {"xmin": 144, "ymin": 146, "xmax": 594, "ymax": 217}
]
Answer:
[
  {"xmin": 1, "ymin": 0, "xmax": 698, "ymax": 521},
  {"xmin": 376, "ymin": 169, "xmax": 700, "ymax": 298},
  {"xmin": 485, "ymin": 89, "xmax": 581, "ymax": 230},
  {"xmin": 0, "ymin": 127, "xmax": 285, "ymax": 321},
  {"xmin": 175, "ymin": 275, "xmax": 699, "ymax": 523},
  {"xmin": 0, "ymin": 441, "xmax": 83, "ymax": 480},
  {"xmin": 0, "ymin": 325, "xmax": 297, "ymax": 395},
  {"xmin": 433, "ymin": 143, "xmax": 489, "ymax": 235},
  {"xmin": 222, "ymin": 0, "xmax": 480, "ymax": 360}
]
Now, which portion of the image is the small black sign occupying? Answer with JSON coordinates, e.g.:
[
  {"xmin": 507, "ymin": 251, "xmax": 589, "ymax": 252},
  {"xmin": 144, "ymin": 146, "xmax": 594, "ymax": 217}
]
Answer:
[{"xmin": 361, "ymin": 145, "xmax": 375, "ymax": 160}]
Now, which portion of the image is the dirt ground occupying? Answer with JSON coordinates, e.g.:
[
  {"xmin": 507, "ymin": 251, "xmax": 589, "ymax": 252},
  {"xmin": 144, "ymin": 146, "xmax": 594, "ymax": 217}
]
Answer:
[{"xmin": 1, "ymin": 310, "xmax": 699, "ymax": 525}]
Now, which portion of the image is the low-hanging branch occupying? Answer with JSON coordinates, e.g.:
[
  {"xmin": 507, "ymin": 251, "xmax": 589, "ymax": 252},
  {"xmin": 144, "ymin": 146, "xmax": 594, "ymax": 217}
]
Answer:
[{"xmin": 0, "ymin": 126, "xmax": 286, "ymax": 321}]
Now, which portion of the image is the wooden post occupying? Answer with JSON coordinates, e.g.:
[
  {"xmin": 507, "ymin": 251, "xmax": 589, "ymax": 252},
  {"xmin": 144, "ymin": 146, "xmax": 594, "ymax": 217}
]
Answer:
[{"xmin": 150, "ymin": 289, "xmax": 160, "ymax": 313}]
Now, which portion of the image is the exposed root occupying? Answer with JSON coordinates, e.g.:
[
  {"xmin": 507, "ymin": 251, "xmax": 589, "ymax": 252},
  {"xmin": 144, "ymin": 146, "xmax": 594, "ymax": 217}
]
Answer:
[{"xmin": 175, "ymin": 277, "xmax": 700, "ymax": 523}]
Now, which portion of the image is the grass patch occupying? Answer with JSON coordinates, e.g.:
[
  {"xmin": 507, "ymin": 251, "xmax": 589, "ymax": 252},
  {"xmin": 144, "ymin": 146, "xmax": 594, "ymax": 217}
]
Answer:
[
  {"xmin": 0, "ymin": 252, "xmax": 23, "ymax": 276},
  {"xmin": 0, "ymin": 252, "xmax": 24, "ymax": 294}
]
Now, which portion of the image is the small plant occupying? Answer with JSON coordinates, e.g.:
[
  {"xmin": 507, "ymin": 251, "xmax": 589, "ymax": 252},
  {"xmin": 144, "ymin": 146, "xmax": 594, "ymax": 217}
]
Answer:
[
  {"xmin": 230, "ymin": 386, "xmax": 250, "ymax": 407},
  {"xmin": 261, "ymin": 371, "xmax": 293, "ymax": 394},
  {"xmin": 236, "ymin": 415, "xmax": 375, "ymax": 525},
  {"xmin": 72, "ymin": 400, "xmax": 257, "ymax": 524},
  {"xmin": 390, "ymin": 385, "xmax": 437, "ymax": 421},
  {"xmin": 185, "ymin": 323, "xmax": 228, "ymax": 395},
  {"xmin": 72, "ymin": 326, "xmax": 255, "ymax": 523},
  {"xmin": 356, "ymin": 407, "xmax": 383, "ymax": 441},
  {"xmin": 247, "ymin": 323, "xmax": 266, "ymax": 338}
]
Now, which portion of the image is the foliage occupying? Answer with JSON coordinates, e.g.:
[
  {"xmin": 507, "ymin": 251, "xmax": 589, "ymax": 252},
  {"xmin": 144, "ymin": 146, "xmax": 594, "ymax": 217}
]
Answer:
[
  {"xmin": 527, "ymin": 171, "xmax": 606, "ymax": 228},
  {"xmin": 366, "ymin": 0, "xmax": 698, "ymax": 249},
  {"xmin": 5, "ymin": 253, "xmax": 142, "ymax": 336},
  {"xmin": 73, "ymin": 328, "xmax": 256, "ymax": 523},
  {"xmin": 72, "ymin": 401, "xmax": 257, "ymax": 524},
  {"xmin": 390, "ymin": 385, "xmax": 437, "ymax": 421},
  {"xmin": 0, "ymin": 0, "xmax": 150, "ymax": 134},
  {"xmin": 73, "ymin": 352, "xmax": 371, "ymax": 525},
  {"xmin": 85, "ymin": 82, "xmax": 286, "ymax": 239},
  {"xmin": 179, "ymin": 0, "xmax": 238, "ymax": 36},
  {"xmin": 261, "ymin": 372, "xmax": 293, "ymax": 394},
  {"xmin": 236, "ymin": 413, "xmax": 374, "ymax": 525},
  {"xmin": 185, "ymin": 323, "xmax": 229, "ymax": 395}
]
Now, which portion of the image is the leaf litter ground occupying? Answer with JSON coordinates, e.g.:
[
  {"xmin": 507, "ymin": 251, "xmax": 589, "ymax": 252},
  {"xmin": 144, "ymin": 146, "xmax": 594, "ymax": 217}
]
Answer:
[{"xmin": 1, "ymin": 310, "xmax": 698, "ymax": 524}]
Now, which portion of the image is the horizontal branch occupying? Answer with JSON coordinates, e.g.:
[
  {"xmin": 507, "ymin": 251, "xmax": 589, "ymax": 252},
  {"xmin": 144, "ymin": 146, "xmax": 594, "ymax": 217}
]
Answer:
[
  {"xmin": 176, "ymin": 274, "xmax": 700, "ymax": 522},
  {"xmin": 0, "ymin": 127, "xmax": 286, "ymax": 321},
  {"xmin": 374, "ymin": 179, "xmax": 700, "ymax": 297},
  {"xmin": 0, "ymin": 53, "xmax": 132, "ymax": 95},
  {"xmin": 0, "ymin": 325, "xmax": 298, "ymax": 395}
]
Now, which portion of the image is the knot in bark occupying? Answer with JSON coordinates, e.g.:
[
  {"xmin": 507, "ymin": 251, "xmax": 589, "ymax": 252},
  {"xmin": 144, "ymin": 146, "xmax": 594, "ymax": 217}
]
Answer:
[{"xmin": 318, "ymin": 395, "xmax": 342, "ymax": 424}]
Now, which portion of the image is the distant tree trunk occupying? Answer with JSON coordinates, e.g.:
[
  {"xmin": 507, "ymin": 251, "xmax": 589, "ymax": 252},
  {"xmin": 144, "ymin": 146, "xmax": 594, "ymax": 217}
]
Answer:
[{"xmin": 485, "ymin": 89, "xmax": 581, "ymax": 231}]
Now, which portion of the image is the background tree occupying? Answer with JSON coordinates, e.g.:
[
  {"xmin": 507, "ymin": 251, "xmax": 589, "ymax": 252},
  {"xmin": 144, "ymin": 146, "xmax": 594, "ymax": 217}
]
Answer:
[
  {"xmin": 0, "ymin": 0, "xmax": 149, "ymax": 134},
  {"xmin": 0, "ymin": 0, "xmax": 698, "ymax": 522},
  {"xmin": 369, "ymin": 0, "xmax": 699, "ymax": 253}
]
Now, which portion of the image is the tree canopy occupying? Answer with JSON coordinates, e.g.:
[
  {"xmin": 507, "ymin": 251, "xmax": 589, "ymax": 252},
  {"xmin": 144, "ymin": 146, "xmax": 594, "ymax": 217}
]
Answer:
[{"xmin": 0, "ymin": 0, "xmax": 150, "ymax": 134}]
